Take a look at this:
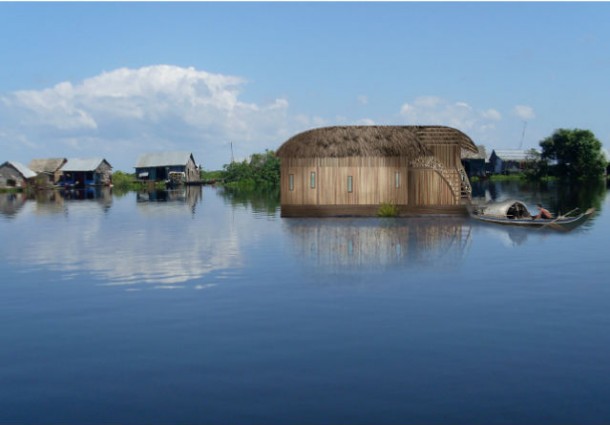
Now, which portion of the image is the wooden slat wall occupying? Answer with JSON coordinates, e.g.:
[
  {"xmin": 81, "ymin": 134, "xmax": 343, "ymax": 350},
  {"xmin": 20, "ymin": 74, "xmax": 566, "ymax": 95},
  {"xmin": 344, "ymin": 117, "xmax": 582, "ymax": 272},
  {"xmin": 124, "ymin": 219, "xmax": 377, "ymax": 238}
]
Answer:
[
  {"xmin": 282, "ymin": 156, "xmax": 436, "ymax": 206},
  {"xmin": 429, "ymin": 144, "xmax": 458, "ymax": 168},
  {"xmin": 411, "ymin": 170, "xmax": 456, "ymax": 206}
]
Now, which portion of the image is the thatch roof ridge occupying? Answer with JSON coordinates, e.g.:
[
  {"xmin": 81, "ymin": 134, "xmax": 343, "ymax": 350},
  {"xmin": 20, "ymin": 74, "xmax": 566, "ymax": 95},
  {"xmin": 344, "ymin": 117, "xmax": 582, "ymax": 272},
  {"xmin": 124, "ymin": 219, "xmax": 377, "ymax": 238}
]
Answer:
[
  {"xmin": 276, "ymin": 125, "xmax": 477, "ymax": 158},
  {"xmin": 28, "ymin": 158, "xmax": 67, "ymax": 173},
  {"xmin": 461, "ymin": 145, "xmax": 487, "ymax": 160}
]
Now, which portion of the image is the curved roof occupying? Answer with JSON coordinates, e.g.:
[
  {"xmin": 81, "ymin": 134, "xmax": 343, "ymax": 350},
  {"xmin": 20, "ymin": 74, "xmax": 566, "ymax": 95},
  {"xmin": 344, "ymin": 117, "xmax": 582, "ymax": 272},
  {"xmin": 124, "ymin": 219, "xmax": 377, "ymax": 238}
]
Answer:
[
  {"xmin": 276, "ymin": 125, "xmax": 477, "ymax": 158},
  {"xmin": 482, "ymin": 200, "xmax": 530, "ymax": 218}
]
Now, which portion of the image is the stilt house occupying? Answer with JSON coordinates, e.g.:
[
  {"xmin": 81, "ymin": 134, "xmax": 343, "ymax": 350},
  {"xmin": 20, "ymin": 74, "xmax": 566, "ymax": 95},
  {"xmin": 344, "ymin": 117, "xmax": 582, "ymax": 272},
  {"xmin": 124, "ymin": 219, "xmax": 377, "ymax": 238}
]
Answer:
[
  {"xmin": 28, "ymin": 158, "xmax": 67, "ymax": 187},
  {"xmin": 135, "ymin": 152, "xmax": 200, "ymax": 184},
  {"xmin": 59, "ymin": 158, "xmax": 113, "ymax": 188},
  {"xmin": 488, "ymin": 149, "xmax": 536, "ymax": 175},
  {"xmin": 276, "ymin": 125, "xmax": 477, "ymax": 217},
  {"xmin": 0, "ymin": 161, "xmax": 37, "ymax": 189},
  {"xmin": 461, "ymin": 145, "xmax": 488, "ymax": 178}
]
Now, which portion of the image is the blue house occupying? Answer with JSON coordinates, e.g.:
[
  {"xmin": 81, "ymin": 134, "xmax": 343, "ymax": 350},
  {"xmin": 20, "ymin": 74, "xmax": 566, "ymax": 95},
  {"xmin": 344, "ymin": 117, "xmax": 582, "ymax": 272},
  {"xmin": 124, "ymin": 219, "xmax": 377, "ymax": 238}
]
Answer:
[
  {"xmin": 60, "ymin": 158, "xmax": 113, "ymax": 188},
  {"xmin": 135, "ymin": 152, "xmax": 200, "ymax": 184}
]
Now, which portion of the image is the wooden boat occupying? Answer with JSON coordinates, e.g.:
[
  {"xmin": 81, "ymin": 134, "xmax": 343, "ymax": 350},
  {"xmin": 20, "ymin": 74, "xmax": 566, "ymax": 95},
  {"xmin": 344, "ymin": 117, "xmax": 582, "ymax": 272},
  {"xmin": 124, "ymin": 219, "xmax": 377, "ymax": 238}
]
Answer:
[{"xmin": 469, "ymin": 200, "xmax": 594, "ymax": 230}]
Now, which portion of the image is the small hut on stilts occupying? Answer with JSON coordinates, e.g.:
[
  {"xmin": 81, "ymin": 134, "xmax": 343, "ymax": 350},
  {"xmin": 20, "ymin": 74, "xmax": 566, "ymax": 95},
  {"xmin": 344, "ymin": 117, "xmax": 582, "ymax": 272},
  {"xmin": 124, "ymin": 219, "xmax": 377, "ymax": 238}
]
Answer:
[{"xmin": 276, "ymin": 125, "xmax": 477, "ymax": 217}]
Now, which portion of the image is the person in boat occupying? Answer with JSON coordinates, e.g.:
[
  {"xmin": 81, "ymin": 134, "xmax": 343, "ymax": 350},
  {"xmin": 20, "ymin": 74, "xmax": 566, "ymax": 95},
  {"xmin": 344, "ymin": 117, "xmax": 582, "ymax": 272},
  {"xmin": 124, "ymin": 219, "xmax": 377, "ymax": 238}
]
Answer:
[{"xmin": 532, "ymin": 203, "xmax": 553, "ymax": 220}]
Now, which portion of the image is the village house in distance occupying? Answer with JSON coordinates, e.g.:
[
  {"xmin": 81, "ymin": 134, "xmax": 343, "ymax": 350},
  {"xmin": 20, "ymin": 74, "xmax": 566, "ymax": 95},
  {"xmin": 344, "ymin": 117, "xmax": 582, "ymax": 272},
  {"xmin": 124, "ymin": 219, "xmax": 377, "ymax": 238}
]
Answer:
[
  {"xmin": 0, "ymin": 161, "xmax": 37, "ymax": 189},
  {"xmin": 59, "ymin": 158, "xmax": 113, "ymax": 188},
  {"xmin": 28, "ymin": 158, "xmax": 67, "ymax": 187},
  {"xmin": 276, "ymin": 125, "xmax": 477, "ymax": 217},
  {"xmin": 134, "ymin": 152, "xmax": 200, "ymax": 185}
]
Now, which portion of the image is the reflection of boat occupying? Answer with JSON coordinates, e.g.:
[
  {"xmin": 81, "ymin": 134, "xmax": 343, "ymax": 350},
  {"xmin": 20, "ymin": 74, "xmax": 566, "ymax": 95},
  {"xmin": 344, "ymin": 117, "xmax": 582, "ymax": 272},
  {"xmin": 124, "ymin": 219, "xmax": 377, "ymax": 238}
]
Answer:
[{"xmin": 469, "ymin": 200, "xmax": 594, "ymax": 230}]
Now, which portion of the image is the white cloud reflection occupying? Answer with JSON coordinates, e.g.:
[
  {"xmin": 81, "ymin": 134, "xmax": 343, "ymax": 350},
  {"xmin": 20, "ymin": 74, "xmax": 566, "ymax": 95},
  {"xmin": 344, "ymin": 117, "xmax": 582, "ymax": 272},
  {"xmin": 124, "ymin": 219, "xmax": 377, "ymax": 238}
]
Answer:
[{"xmin": 1, "ymin": 188, "xmax": 248, "ymax": 289}]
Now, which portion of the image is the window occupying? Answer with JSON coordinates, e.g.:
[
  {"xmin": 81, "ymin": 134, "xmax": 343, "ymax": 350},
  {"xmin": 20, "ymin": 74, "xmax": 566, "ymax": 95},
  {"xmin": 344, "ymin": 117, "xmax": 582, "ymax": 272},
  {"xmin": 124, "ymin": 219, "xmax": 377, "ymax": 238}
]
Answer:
[
  {"xmin": 289, "ymin": 174, "xmax": 294, "ymax": 191},
  {"xmin": 310, "ymin": 172, "xmax": 316, "ymax": 189},
  {"xmin": 395, "ymin": 171, "xmax": 401, "ymax": 188},
  {"xmin": 347, "ymin": 175, "xmax": 353, "ymax": 193}
]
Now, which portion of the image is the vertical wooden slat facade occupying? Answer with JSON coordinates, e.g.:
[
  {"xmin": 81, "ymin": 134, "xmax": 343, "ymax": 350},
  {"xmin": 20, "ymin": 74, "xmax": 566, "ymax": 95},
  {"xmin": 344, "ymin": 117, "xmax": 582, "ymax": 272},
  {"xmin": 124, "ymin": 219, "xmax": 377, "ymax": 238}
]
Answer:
[{"xmin": 281, "ymin": 157, "xmax": 411, "ymax": 207}]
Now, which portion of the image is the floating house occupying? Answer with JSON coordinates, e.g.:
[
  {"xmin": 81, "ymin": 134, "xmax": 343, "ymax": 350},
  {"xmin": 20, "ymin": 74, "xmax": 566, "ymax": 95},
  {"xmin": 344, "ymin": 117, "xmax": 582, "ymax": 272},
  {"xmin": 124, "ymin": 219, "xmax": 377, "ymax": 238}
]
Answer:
[
  {"xmin": 0, "ymin": 161, "xmax": 37, "ymax": 189},
  {"xmin": 134, "ymin": 152, "xmax": 200, "ymax": 184},
  {"xmin": 461, "ymin": 145, "xmax": 488, "ymax": 178},
  {"xmin": 28, "ymin": 158, "xmax": 67, "ymax": 187},
  {"xmin": 488, "ymin": 149, "xmax": 536, "ymax": 174},
  {"xmin": 59, "ymin": 158, "xmax": 113, "ymax": 188},
  {"xmin": 276, "ymin": 126, "xmax": 477, "ymax": 217}
]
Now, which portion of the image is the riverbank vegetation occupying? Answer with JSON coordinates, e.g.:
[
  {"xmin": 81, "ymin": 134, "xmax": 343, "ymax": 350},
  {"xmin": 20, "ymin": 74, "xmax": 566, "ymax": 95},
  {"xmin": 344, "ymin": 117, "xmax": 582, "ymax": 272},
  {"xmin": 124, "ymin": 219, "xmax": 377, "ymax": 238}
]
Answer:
[{"xmin": 221, "ymin": 150, "xmax": 280, "ymax": 190}]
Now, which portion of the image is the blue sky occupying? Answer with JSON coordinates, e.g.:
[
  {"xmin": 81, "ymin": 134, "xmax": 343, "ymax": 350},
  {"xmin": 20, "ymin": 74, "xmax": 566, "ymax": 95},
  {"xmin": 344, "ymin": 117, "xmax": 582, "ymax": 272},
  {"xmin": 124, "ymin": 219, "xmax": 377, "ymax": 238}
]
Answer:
[{"xmin": 1, "ymin": 2, "xmax": 609, "ymax": 171}]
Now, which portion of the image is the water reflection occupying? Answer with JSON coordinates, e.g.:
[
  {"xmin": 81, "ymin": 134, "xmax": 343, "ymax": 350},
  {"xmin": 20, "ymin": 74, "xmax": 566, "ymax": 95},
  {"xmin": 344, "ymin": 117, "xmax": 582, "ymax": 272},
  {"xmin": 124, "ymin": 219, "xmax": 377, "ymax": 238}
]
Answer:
[
  {"xmin": 0, "ymin": 192, "xmax": 29, "ymax": 218},
  {"xmin": 471, "ymin": 179, "xmax": 607, "ymax": 215},
  {"xmin": 136, "ymin": 186, "xmax": 203, "ymax": 217},
  {"xmin": 0, "ymin": 187, "xmax": 242, "ymax": 289},
  {"xmin": 285, "ymin": 217, "xmax": 472, "ymax": 271},
  {"xmin": 218, "ymin": 187, "xmax": 280, "ymax": 218},
  {"xmin": 34, "ymin": 187, "xmax": 113, "ymax": 215}
]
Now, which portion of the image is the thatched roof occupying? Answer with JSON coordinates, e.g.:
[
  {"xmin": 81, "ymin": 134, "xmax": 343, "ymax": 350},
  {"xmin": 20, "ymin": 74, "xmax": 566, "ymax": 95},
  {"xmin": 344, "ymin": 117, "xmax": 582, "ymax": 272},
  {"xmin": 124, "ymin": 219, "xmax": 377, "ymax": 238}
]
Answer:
[
  {"xmin": 29, "ymin": 158, "xmax": 67, "ymax": 173},
  {"xmin": 276, "ymin": 126, "xmax": 477, "ymax": 158},
  {"xmin": 461, "ymin": 145, "xmax": 487, "ymax": 160}
]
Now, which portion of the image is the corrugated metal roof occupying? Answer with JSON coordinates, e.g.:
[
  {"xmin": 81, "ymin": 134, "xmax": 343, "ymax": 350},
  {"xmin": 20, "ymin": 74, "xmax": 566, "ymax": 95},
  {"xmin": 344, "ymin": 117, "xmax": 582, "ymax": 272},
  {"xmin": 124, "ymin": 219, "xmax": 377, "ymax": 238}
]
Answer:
[
  {"xmin": 492, "ymin": 149, "xmax": 537, "ymax": 161},
  {"xmin": 2, "ymin": 161, "xmax": 37, "ymax": 179},
  {"xmin": 135, "ymin": 152, "xmax": 194, "ymax": 168},
  {"xmin": 62, "ymin": 158, "xmax": 107, "ymax": 172}
]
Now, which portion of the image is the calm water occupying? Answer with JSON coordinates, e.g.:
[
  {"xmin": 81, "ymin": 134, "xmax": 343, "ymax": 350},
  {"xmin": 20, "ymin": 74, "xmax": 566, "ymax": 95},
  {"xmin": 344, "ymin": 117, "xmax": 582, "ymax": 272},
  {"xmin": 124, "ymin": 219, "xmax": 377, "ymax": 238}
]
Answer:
[{"xmin": 1, "ymin": 182, "xmax": 610, "ymax": 424}]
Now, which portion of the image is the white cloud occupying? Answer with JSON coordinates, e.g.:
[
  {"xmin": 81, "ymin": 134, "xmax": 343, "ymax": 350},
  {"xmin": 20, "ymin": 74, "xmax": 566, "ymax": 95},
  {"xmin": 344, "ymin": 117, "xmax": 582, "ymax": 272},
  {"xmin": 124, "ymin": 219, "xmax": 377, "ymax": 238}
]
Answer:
[
  {"xmin": 357, "ymin": 95, "xmax": 368, "ymax": 105},
  {"xmin": 482, "ymin": 108, "xmax": 502, "ymax": 121},
  {"xmin": 399, "ymin": 96, "xmax": 502, "ymax": 135},
  {"xmin": 397, "ymin": 96, "xmax": 510, "ymax": 147},
  {"xmin": 513, "ymin": 105, "xmax": 536, "ymax": 120},
  {"xmin": 355, "ymin": 118, "xmax": 376, "ymax": 125},
  {"xmin": 0, "ymin": 65, "xmax": 300, "ymax": 170}
]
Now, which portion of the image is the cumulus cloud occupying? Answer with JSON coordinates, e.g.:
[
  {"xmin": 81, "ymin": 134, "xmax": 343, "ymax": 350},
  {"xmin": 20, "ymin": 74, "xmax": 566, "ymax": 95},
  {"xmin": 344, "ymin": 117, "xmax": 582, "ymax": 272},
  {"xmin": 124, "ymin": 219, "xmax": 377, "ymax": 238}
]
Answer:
[
  {"xmin": 399, "ymin": 96, "xmax": 502, "ymax": 134},
  {"xmin": 513, "ymin": 105, "xmax": 536, "ymax": 120},
  {"xmin": 0, "ymin": 65, "xmax": 297, "ymax": 170},
  {"xmin": 397, "ymin": 96, "xmax": 507, "ymax": 146}
]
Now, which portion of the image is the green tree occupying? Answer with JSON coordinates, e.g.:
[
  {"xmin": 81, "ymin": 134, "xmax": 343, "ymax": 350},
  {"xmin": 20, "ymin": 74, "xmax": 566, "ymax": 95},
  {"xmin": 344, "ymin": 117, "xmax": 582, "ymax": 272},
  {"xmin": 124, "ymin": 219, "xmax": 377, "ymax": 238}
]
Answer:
[
  {"xmin": 523, "ymin": 148, "xmax": 548, "ymax": 180},
  {"xmin": 540, "ymin": 128, "xmax": 607, "ymax": 180},
  {"xmin": 222, "ymin": 150, "xmax": 280, "ymax": 189}
]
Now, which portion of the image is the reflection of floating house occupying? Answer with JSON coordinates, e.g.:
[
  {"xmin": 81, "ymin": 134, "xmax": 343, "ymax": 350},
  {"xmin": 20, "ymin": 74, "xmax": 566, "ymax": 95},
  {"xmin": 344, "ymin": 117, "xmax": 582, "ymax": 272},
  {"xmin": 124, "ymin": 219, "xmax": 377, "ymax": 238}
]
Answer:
[
  {"xmin": 461, "ymin": 145, "xmax": 488, "ymax": 178},
  {"xmin": 60, "ymin": 158, "xmax": 113, "ymax": 188},
  {"xmin": 276, "ymin": 126, "xmax": 478, "ymax": 217},
  {"xmin": 0, "ymin": 161, "xmax": 37, "ymax": 189},
  {"xmin": 286, "ymin": 218, "xmax": 472, "ymax": 271},
  {"xmin": 488, "ymin": 149, "xmax": 535, "ymax": 175},
  {"xmin": 28, "ymin": 158, "xmax": 67, "ymax": 186},
  {"xmin": 134, "ymin": 152, "xmax": 200, "ymax": 184}
]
